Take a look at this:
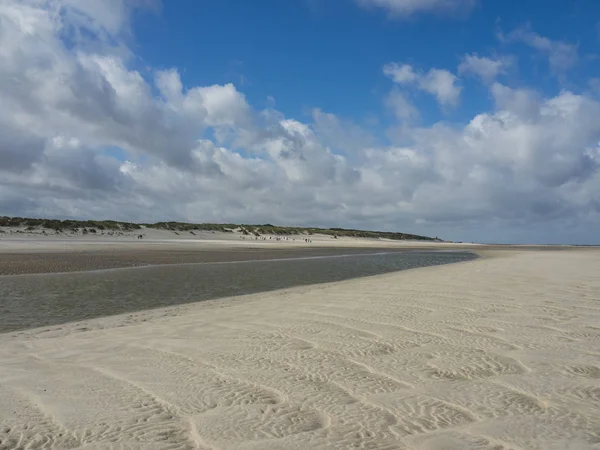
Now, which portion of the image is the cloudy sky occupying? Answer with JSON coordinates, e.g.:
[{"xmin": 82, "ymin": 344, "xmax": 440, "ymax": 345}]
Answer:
[{"xmin": 1, "ymin": 0, "xmax": 600, "ymax": 244}]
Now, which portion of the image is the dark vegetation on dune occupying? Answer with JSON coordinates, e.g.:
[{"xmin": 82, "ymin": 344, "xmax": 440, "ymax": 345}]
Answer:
[
  {"xmin": 0, "ymin": 216, "xmax": 439, "ymax": 241},
  {"xmin": 0, "ymin": 216, "xmax": 141, "ymax": 233}
]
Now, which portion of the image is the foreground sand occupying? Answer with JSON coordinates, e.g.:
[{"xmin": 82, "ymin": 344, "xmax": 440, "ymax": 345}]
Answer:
[{"xmin": 1, "ymin": 250, "xmax": 600, "ymax": 449}]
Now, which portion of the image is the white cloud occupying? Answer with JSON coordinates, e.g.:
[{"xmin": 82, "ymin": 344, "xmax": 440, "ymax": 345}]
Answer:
[
  {"xmin": 355, "ymin": 0, "xmax": 476, "ymax": 17},
  {"xmin": 384, "ymin": 63, "xmax": 461, "ymax": 107},
  {"xmin": 502, "ymin": 28, "xmax": 578, "ymax": 73},
  {"xmin": 458, "ymin": 54, "xmax": 512, "ymax": 83},
  {"xmin": 385, "ymin": 90, "xmax": 419, "ymax": 121},
  {"xmin": 1, "ymin": 1, "xmax": 600, "ymax": 244},
  {"xmin": 419, "ymin": 69, "xmax": 462, "ymax": 107},
  {"xmin": 490, "ymin": 82, "xmax": 541, "ymax": 120},
  {"xmin": 0, "ymin": 0, "xmax": 255, "ymax": 169},
  {"xmin": 312, "ymin": 109, "xmax": 376, "ymax": 155},
  {"xmin": 59, "ymin": 0, "xmax": 159, "ymax": 38},
  {"xmin": 383, "ymin": 63, "xmax": 417, "ymax": 84}
]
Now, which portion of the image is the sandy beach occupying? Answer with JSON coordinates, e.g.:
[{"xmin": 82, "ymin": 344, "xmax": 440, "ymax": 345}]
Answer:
[
  {"xmin": 1, "ymin": 243, "xmax": 600, "ymax": 449},
  {"xmin": 4, "ymin": 0, "xmax": 600, "ymax": 448}
]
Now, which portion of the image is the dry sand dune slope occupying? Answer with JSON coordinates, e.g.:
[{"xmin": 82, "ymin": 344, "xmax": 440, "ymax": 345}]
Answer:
[{"xmin": 1, "ymin": 250, "xmax": 600, "ymax": 449}]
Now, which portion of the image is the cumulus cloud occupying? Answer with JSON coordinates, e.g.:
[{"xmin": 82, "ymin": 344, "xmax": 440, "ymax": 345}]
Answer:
[
  {"xmin": 311, "ymin": 109, "xmax": 376, "ymax": 155},
  {"xmin": 489, "ymin": 83, "xmax": 541, "ymax": 120},
  {"xmin": 501, "ymin": 27, "xmax": 578, "ymax": 73},
  {"xmin": 458, "ymin": 54, "xmax": 513, "ymax": 83},
  {"xmin": 0, "ymin": 0, "xmax": 255, "ymax": 170},
  {"xmin": 355, "ymin": 0, "xmax": 476, "ymax": 17},
  {"xmin": 1, "ymin": 1, "xmax": 600, "ymax": 243},
  {"xmin": 384, "ymin": 63, "xmax": 462, "ymax": 107},
  {"xmin": 385, "ymin": 90, "xmax": 419, "ymax": 121},
  {"xmin": 59, "ymin": 0, "xmax": 144, "ymax": 36},
  {"xmin": 383, "ymin": 63, "xmax": 418, "ymax": 84}
]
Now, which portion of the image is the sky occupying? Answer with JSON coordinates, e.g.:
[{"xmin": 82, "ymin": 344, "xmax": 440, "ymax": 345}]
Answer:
[{"xmin": 1, "ymin": 0, "xmax": 600, "ymax": 244}]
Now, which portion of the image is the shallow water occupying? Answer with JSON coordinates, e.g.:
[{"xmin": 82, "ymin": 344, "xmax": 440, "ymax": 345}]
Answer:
[{"xmin": 0, "ymin": 250, "xmax": 476, "ymax": 333}]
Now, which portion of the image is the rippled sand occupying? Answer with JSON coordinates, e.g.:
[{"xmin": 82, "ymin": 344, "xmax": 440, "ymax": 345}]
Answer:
[{"xmin": 1, "ymin": 250, "xmax": 600, "ymax": 449}]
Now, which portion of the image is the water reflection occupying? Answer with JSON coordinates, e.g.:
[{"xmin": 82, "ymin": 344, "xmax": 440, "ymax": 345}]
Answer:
[{"xmin": 0, "ymin": 251, "xmax": 476, "ymax": 333}]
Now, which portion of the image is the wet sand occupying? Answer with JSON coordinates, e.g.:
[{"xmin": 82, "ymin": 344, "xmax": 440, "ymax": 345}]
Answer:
[
  {"xmin": 0, "ymin": 251, "xmax": 475, "ymax": 333},
  {"xmin": 0, "ymin": 247, "xmax": 422, "ymax": 276}
]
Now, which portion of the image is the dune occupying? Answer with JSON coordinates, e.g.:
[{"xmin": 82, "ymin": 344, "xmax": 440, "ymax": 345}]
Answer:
[{"xmin": 1, "ymin": 249, "xmax": 600, "ymax": 449}]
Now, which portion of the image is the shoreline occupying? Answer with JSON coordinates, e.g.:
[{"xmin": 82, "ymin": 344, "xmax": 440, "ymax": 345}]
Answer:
[
  {"xmin": 0, "ymin": 245, "xmax": 475, "ymax": 276},
  {"xmin": 0, "ymin": 251, "xmax": 476, "ymax": 334},
  {"xmin": 0, "ymin": 249, "xmax": 477, "ymax": 279},
  {"xmin": 2, "ymin": 252, "xmax": 483, "ymax": 340}
]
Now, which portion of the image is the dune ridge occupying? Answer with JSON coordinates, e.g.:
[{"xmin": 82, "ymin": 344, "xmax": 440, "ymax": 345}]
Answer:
[{"xmin": 1, "ymin": 250, "xmax": 600, "ymax": 449}]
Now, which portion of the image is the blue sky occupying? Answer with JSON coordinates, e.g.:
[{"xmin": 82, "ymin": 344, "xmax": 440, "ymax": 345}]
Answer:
[
  {"xmin": 1, "ymin": 0, "xmax": 600, "ymax": 243},
  {"xmin": 132, "ymin": 0, "xmax": 599, "ymax": 124}
]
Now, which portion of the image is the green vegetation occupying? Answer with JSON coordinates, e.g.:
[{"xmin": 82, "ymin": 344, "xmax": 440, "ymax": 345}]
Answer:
[
  {"xmin": 145, "ymin": 222, "xmax": 235, "ymax": 232},
  {"xmin": 232, "ymin": 224, "xmax": 437, "ymax": 241},
  {"xmin": 0, "ymin": 216, "xmax": 439, "ymax": 241},
  {"xmin": 0, "ymin": 217, "xmax": 141, "ymax": 232}
]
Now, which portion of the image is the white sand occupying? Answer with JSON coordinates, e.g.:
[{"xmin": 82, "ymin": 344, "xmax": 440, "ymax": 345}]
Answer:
[{"xmin": 1, "ymin": 250, "xmax": 600, "ymax": 449}]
